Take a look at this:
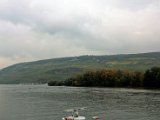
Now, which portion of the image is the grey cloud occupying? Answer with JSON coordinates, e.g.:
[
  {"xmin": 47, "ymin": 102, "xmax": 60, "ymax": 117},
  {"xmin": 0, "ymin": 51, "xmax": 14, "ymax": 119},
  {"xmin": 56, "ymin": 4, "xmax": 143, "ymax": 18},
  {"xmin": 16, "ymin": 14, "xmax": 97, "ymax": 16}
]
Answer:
[
  {"xmin": 113, "ymin": 0, "xmax": 159, "ymax": 11},
  {"xmin": 0, "ymin": 0, "xmax": 160, "ymax": 68}
]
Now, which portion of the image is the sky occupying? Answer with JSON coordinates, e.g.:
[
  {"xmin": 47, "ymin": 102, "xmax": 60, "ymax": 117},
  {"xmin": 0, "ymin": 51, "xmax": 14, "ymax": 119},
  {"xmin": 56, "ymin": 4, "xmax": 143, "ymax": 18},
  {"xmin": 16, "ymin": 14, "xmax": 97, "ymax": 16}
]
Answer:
[{"xmin": 0, "ymin": 0, "xmax": 160, "ymax": 68}]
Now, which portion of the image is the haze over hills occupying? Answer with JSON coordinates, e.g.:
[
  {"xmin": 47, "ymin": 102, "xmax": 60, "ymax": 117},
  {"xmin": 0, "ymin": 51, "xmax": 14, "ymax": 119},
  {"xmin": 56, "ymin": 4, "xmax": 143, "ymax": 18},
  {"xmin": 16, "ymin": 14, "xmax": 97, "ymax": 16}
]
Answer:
[{"xmin": 0, "ymin": 52, "xmax": 160, "ymax": 84}]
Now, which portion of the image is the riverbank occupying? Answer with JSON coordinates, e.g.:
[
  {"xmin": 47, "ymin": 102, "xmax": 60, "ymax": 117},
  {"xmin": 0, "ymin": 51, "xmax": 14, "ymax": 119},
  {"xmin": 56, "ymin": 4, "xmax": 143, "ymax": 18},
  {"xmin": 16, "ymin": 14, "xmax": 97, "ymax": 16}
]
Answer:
[{"xmin": 48, "ymin": 67, "xmax": 160, "ymax": 89}]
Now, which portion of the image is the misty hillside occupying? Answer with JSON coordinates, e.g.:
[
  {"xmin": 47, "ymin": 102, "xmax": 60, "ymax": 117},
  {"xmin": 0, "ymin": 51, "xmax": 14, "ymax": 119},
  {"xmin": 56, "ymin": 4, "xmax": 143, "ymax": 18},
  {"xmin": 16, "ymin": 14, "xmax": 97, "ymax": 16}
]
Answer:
[{"xmin": 0, "ymin": 52, "xmax": 160, "ymax": 84}]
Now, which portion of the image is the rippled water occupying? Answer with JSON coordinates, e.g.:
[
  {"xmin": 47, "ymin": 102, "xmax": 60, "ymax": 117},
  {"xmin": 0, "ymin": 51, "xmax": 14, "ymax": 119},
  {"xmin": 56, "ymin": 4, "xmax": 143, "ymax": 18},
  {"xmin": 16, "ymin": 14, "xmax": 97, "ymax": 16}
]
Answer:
[{"xmin": 0, "ymin": 85, "xmax": 160, "ymax": 120}]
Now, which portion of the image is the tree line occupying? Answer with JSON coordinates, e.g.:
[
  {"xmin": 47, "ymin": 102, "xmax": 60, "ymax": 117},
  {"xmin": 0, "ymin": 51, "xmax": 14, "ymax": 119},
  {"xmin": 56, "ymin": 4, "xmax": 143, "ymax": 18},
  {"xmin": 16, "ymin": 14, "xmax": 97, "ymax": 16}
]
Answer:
[{"xmin": 48, "ymin": 67, "xmax": 160, "ymax": 88}]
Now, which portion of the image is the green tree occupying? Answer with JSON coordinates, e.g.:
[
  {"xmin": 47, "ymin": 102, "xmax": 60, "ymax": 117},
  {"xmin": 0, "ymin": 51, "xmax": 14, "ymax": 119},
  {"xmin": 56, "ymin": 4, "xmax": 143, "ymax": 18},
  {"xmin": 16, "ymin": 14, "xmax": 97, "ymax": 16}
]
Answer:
[{"xmin": 143, "ymin": 67, "xmax": 160, "ymax": 88}]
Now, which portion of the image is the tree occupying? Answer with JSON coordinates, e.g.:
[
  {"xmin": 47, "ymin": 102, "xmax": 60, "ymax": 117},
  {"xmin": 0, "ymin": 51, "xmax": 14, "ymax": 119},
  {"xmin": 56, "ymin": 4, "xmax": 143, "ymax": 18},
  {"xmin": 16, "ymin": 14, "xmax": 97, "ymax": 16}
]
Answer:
[{"xmin": 143, "ymin": 67, "xmax": 160, "ymax": 88}]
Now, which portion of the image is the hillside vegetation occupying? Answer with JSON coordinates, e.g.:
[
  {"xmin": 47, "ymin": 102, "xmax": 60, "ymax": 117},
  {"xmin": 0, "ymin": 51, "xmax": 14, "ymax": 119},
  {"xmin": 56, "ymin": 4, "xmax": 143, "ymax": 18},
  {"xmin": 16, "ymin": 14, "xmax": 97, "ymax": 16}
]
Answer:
[
  {"xmin": 48, "ymin": 67, "xmax": 160, "ymax": 88},
  {"xmin": 0, "ymin": 52, "xmax": 160, "ymax": 84}
]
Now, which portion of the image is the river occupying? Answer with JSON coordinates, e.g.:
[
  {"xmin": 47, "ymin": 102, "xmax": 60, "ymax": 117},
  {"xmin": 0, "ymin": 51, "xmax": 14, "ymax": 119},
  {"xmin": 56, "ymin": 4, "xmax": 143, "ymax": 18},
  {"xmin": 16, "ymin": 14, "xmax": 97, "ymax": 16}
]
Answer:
[{"xmin": 0, "ymin": 85, "xmax": 160, "ymax": 120}]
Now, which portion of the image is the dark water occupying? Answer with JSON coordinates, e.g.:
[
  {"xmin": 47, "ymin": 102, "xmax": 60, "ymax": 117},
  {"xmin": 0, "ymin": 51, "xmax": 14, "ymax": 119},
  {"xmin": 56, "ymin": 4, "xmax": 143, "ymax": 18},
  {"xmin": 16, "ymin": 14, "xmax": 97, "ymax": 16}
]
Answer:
[{"xmin": 0, "ymin": 85, "xmax": 160, "ymax": 120}]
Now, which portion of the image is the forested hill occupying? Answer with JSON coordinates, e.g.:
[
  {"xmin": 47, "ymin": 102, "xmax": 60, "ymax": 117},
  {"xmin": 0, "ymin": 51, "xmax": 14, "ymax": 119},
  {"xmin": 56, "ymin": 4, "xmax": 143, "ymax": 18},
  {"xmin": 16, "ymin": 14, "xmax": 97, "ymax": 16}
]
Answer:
[{"xmin": 0, "ymin": 52, "xmax": 160, "ymax": 84}]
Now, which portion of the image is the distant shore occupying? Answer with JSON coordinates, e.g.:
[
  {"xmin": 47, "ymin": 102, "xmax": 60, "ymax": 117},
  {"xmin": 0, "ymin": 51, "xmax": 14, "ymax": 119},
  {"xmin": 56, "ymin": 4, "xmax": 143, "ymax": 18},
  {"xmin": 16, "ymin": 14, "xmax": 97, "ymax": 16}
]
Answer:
[{"xmin": 48, "ymin": 67, "xmax": 160, "ymax": 89}]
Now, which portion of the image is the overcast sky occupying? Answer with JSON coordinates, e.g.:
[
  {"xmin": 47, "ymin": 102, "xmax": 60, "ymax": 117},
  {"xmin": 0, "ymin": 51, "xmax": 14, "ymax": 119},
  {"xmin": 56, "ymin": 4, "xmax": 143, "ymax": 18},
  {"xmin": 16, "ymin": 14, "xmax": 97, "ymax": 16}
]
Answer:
[{"xmin": 0, "ymin": 0, "xmax": 160, "ymax": 68}]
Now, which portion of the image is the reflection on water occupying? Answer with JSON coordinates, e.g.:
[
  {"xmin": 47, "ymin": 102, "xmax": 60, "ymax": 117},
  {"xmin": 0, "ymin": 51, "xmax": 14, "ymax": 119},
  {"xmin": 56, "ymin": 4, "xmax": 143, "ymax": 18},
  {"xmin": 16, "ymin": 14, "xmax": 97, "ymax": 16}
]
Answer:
[{"xmin": 0, "ymin": 85, "xmax": 160, "ymax": 120}]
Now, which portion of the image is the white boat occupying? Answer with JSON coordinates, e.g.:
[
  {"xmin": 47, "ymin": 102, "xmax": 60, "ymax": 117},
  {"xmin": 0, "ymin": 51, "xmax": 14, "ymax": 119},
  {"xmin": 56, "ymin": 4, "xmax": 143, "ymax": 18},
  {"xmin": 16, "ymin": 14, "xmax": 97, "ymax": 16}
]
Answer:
[
  {"xmin": 62, "ymin": 115, "xmax": 85, "ymax": 120},
  {"xmin": 62, "ymin": 107, "xmax": 99, "ymax": 120}
]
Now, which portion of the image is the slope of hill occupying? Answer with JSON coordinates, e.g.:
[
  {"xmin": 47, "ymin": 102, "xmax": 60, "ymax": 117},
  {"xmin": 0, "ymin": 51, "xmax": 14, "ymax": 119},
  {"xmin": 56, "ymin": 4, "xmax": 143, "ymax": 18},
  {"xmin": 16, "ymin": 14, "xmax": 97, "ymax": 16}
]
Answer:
[{"xmin": 0, "ymin": 52, "xmax": 160, "ymax": 84}]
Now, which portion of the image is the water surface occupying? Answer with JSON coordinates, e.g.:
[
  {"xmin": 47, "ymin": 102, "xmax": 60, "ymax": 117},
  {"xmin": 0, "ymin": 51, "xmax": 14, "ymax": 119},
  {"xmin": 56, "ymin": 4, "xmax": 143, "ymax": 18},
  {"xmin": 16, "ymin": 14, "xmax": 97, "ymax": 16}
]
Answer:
[{"xmin": 0, "ymin": 85, "xmax": 160, "ymax": 120}]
